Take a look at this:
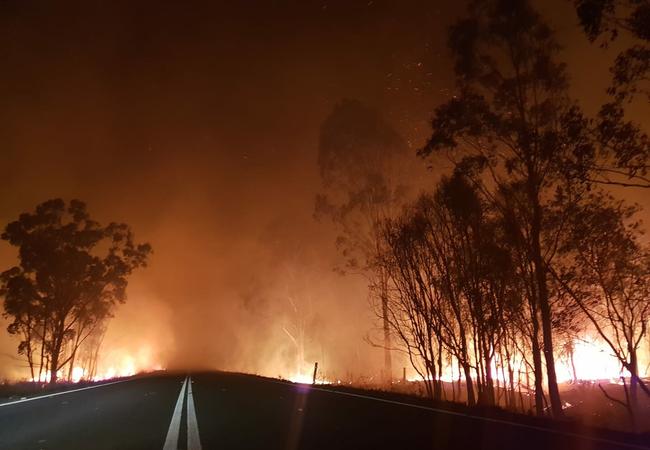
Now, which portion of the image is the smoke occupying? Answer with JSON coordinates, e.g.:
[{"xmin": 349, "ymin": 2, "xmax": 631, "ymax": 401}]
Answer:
[{"xmin": 0, "ymin": 0, "xmax": 648, "ymax": 381}]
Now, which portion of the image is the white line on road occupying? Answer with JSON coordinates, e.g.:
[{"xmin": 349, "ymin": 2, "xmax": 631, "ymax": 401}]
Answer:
[
  {"xmin": 187, "ymin": 377, "xmax": 202, "ymax": 450},
  {"xmin": 266, "ymin": 378, "xmax": 649, "ymax": 450},
  {"xmin": 0, "ymin": 378, "xmax": 136, "ymax": 408},
  {"xmin": 163, "ymin": 376, "xmax": 188, "ymax": 450}
]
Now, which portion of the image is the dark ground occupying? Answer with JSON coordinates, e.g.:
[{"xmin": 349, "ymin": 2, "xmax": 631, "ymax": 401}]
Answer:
[{"xmin": 0, "ymin": 371, "xmax": 647, "ymax": 450}]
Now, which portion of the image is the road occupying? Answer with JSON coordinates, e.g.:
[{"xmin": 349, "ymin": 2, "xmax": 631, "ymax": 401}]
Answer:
[{"xmin": 0, "ymin": 371, "xmax": 647, "ymax": 450}]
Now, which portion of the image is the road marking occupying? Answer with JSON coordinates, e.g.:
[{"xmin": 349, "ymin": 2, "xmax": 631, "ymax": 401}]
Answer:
[
  {"xmin": 163, "ymin": 375, "xmax": 202, "ymax": 450},
  {"xmin": 0, "ymin": 378, "xmax": 135, "ymax": 407},
  {"xmin": 163, "ymin": 376, "xmax": 188, "ymax": 450},
  {"xmin": 187, "ymin": 377, "xmax": 202, "ymax": 450},
  {"xmin": 264, "ymin": 378, "xmax": 649, "ymax": 450}
]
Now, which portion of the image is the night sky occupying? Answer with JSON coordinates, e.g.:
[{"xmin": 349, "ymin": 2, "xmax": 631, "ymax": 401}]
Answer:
[{"xmin": 0, "ymin": 0, "xmax": 647, "ymax": 379}]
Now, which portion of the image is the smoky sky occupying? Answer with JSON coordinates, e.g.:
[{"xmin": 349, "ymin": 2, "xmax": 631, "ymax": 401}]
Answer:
[{"xmin": 0, "ymin": 0, "xmax": 647, "ymax": 378}]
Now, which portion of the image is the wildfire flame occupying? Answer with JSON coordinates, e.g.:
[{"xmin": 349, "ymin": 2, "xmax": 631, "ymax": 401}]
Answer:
[
  {"xmin": 406, "ymin": 335, "xmax": 646, "ymax": 386},
  {"xmin": 29, "ymin": 349, "xmax": 163, "ymax": 383}
]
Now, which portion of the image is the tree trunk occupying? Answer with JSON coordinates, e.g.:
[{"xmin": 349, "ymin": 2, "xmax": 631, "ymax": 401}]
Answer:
[
  {"xmin": 436, "ymin": 337, "xmax": 444, "ymax": 401},
  {"xmin": 49, "ymin": 349, "xmax": 59, "ymax": 384},
  {"xmin": 569, "ymin": 345, "xmax": 578, "ymax": 383},
  {"xmin": 505, "ymin": 344, "xmax": 516, "ymax": 410},
  {"xmin": 530, "ymin": 314, "xmax": 545, "ymax": 416},
  {"xmin": 537, "ymin": 280, "xmax": 563, "ymax": 417},
  {"xmin": 463, "ymin": 363, "xmax": 476, "ymax": 406},
  {"xmin": 529, "ymin": 184, "xmax": 563, "ymax": 418},
  {"xmin": 49, "ymin": 323, "xmax": 64, "ymax": 384},
  {"xmin": 629, "ymin": 348, "xmax": 639, "ymax": 419},
  {"xmin": 381, "ymin": 276, "xmax": 392, "ymax": 383},
  {"xmin": 482, "ymin": 341, "xmax": 495, "ymax": 406},
  {"xmin": 38, "ymin": 321, "xmax": 47, "ymax": 382},
  {"xmin": 451, "ymin": 363, "xmax": 457, "ymax": 402},
  {"xmin": 25, "ymin": 329, "xmax": 35, "ymax": 382},
  {"xmin": 67, "ymin": 346, "xmax": 78, "ymax": 381},
  {"xmin": 518, "ymin": 370, "xmax": 525, "ymax": 412}
]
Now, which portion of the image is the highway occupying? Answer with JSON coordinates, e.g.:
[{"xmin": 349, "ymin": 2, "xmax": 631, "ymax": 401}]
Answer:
[{"xmin": 0, "ymin": 372, "xmax": 647, "ymax": 450}]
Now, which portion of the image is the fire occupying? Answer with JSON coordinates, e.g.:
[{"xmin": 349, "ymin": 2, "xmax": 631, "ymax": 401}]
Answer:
[
  {"xmin": 71, "ymin": 367, "xmax": 84, "ymax": 383},
  {"xmin": 28, "ymin": 346, "xmax": 163, "ymax": 383},
  {"xmin": 288, "ymin": 372, "xmax": 316, "ymax": 384},
  {"xmin": 405, "ymin": 335, "xmax": 648, "ymax": 386},
  {"xmin": 286, "ymin": 370, "xmax": 331, "ymax": 384},
  {"xmin": 90, "ymin": 350, "xmax": 162, "ymax": 381},
  {"xmin": 555, "ymin": 336, "xmax": 631, "ymax": 383}
]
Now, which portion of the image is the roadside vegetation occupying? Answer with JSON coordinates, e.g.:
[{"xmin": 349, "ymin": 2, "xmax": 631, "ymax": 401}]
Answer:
[{"xmin": 317, "ymin": 0, "xmax": 650, "ymax": 431}]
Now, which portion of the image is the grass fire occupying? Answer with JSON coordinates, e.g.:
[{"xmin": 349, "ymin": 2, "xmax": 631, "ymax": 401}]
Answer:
[{"xmin": 0, "ymin": 0, "xmax": 649, "ymax": 449}]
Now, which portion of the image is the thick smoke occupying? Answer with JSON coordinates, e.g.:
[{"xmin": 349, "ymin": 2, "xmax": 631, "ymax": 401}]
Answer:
[{"xmin": 0, "ymin": 0, "xmax": 647, "ymax": 381}]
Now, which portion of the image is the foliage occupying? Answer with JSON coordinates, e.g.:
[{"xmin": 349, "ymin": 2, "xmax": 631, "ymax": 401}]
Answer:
[
  {"xmin": 0, "ymin": 199, "xmax": 151, "ymax": 383},
  {"xmin": 555, "ymin": 192, "xmax": 650, "ymax": 426},
  {"xmin": 316, "ymin": 99, "xmax": 411, "ymax": 381},
  {"xmin": 574, "ymin": 0, "xmax": 650, "ymax": 101}
]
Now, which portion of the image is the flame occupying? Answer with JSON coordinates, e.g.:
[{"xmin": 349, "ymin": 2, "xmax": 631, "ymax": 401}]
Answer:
[
  {"xmin": 555, "ymin": 336, "xmax": 631, "ymax": 382},
  {"xmin": 286, "ymin": 371, "xmax": 331, "ymax": 384},
  {"xmin": 31, "ymin": 371, "xmax": 52, "ymax": 383},
  {"xmin": 27, "ymin": 346, "xmax": 163, "ymax": 383},
  {"xmin": 405, "ymin": 335, "xmax": 647, "ymax": 385},
  {"xmin": 71, "ymin": 367, "xmax": 84, "ymax": 383},
  {"xmin": 92, "ymin": 350, "xmax": 161, "ymax": 381},
  {"xmin": 287, "ymin": 372, "xmax": 315, "ymax": 384}
]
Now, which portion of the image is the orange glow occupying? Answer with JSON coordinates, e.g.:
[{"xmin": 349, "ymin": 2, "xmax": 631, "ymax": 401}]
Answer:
[
  {"xmin": 555, "ymin": 336, "xmax": 631, "ymax": 383},
  {"xmin": 405, "ymin": 335, "xmax": 647, "ymax": 386},
  {"xmin": 285, "ymin": 371, "xmax": 331, "ymax": 384},
  {"xmin": 287, "ymin": 372, "xmax": 316, "ymax": 384},
  {"xmin": 91, "ymin": 347, "xmax": 162, "ymax": 381}
]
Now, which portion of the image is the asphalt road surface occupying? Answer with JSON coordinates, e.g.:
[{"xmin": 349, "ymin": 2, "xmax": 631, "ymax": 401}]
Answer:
[{"xmin": 0, "ymin": 372, "xmax": 647, "ymax": 450}]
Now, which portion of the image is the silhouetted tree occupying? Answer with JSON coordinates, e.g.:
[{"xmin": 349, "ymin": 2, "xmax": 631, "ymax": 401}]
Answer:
[
  {"xmin": 381, "ymin": 174, "xmax": 520, "ymax": 407},
  {"xmin": 555, "ymin": 192, "xmax": 650, "ymax": 426},
  {"xmin": 1, "ymin": 199, "xmax": 151, "ymax": 383},
  {"xmin": 418, "ymin": 0, "xmax": 582, "ymax": 417},
  {"xmin": 572, "ymin": 0, "xmax": 650, "ymax": 189},
  {"xmin": 574, "ymin": 0, "xmax": 649, "ymax": 102},
  {"xmin": 380, "ymin": 201, "xmax": 445, "ymax": 400},
  {"xmin": 77, "ymin": 320, "xmax": 108, "ymax": 381},
  {"xmin": 437, "ymin": 174, "xmax": 516, "ymax": 406},
  {"xmin": 279, "ymin": 256, "xmax": 318, "ymax": 382},
  {"xmin": 1, "ymin": 274, "xmax": 41, "ymax": 380},
  {"xmin": 316, "ymin": 99, "xmax": 411, "ymax": 382},
  {"xmin": 497, "ymin": 184, "xmax": 551, "ymax": 414}
]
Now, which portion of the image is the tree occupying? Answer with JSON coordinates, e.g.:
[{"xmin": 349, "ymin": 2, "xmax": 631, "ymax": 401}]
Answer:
[
  {"xmin": 555, "ymin": 192, "xmax": 650, "ymax": 426},
  {"xmin": 436, "ymin": 174, "xmax": 515, "ymax": 407},
  {"xmin": 497, "ymin": 183, "xmax": 550, "ymax": 415},
  {"xmin": 1, "ymin": 270, "xmax": 42, "ymax": 380},
  {"xmin": 571, "ymin": 0, "xmax": 650, "ymax": 189},
  {"xmin": 316, "ymin": 99, "xmax": 411, "ymax": 382},
  {"xmin": 279, "ymin": 257, "xmax": 318, "ymax": 382},
  {"xmin": 1, "ymin": 199, "xmax": 151, "ymax": 383},
  {"xmin": 380, "ymin": 174, "xmax": 519, "ymax": 407},
  {"xmin": 76, "ymin": 320, "xmax": 108, "ymax": 381},
  {"xmin": 418, "ymin": 0, "xmax": 581, "ymax": 417},
  {"xmin": 574, "ymin": 0, "xmax": 650, "ymax": 102}
]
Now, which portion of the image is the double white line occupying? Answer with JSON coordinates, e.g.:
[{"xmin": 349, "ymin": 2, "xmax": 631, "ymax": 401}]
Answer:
[{"xmin": 163, "ymin": 376, "xmax": 202, "ymax": 450}]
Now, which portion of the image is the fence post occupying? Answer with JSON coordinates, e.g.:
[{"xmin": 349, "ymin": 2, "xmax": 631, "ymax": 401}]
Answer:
[{"xmin": 312, "ymin": 362, "xmax": 319, "ymax": 384}]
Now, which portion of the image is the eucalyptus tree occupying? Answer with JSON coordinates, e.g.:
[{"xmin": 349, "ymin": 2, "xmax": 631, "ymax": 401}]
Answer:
[
  {"xmin": 380, "ymin": 173, "xmax": 517, "ymax": 407},
  {"xmin": 572, "ymin": 0, "xmax": 650, "ymax": 189},
  {"xmin": 418, "ymin": 0, "xmax": 586, "ymax": 416},
  {"xmin": 555, "ymin": 192, "xmax": 650, "ymax": 425},
  {"xmin": 1, "ymin": 199, "xmax": 151, "ymax": 383},
  {"xmin": 574, "ymin": 0, "xmax": 650, "ymax": 103},
  {"xmin": 316, "ymin": 99, "xmax": 410, "ymax": 381}
]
